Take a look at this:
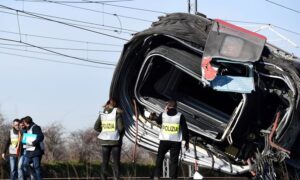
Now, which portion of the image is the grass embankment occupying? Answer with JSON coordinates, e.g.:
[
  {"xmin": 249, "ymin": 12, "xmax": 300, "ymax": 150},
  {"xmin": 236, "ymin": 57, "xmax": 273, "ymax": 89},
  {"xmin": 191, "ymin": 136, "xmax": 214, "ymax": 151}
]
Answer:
[
  {"xmin": 0, "ymin": 161, "xmax": 155, "ymax": 178},
  {"xmin": 0, "ymin": 160, "xmax": 235, "ymax": 178}
]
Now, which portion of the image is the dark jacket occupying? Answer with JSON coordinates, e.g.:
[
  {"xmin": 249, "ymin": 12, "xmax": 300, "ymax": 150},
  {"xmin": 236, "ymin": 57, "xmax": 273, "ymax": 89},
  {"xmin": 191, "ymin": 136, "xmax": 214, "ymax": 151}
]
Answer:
[
  {"xmin": 94, "ymin": 107, "xmax": 125, "ymax": 146},
  {"xmin": 2, "ymin": 128, "xmax": 19, "ymax": 157},
  {"xmin": 19, "ymin": 128, "xmax": 27, "ymax": 155},
  {"xmin": 24, "ymin": 123, "xmax": 44, "ymax": 158},
  {"xmin": 156, "ymin": 108, "xmax": 189, "ymax": 144}
]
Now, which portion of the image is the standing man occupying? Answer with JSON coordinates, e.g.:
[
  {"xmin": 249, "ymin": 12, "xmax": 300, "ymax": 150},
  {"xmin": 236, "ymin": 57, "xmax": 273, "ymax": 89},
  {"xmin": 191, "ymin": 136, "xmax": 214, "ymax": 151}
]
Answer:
[
  {"xmin": 1, "ymin": 119, "xmax": 21, "ymax": 180},
  {"xmin": 153, "ymin": 100, "xmax": 189, "ymax": 179},
  {"xmin": 94, "ymin": 98, "xmax": 125, "ymax": 180},
  {"xmin": 17, "ymin": 119, "xmax": 28, "ymax": 180},
  {"xmin": 21, "ymin": 116, "xmax": 44, "ymax": 180}
]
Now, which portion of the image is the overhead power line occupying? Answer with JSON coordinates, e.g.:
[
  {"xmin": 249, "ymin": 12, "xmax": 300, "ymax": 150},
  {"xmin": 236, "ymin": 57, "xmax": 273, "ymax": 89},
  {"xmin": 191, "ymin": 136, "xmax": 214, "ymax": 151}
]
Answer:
[
  {"xmin": 16, "ymin": 0, "xmax": 167, "ymax": 14},
  {"xmin": 272, "ymin": 25, "xmax": 300, "ymax": 36},
  {"xmin": 0, "ymin": 50, "xmax": 114, "ymax": 69},
  {"xmin": 0, "ymin": 5, "xmax": 129, "ymax": 41},
  {"xmin": 21, "ymin": 0, "xmax": 153, "ymax": 22},
  {"xmin": 83, "ymin": 0, "xmax": 167, "ymax": 14},
  {"xmin": 0, "ymin": 9, "xmax": 137, "ymax": 34},
  {"xmin": 0, "ymin": 43, "xmax": 121, "ymax": 52},
  {"xmin": 265, "ymin": 0, "xmax": 300, "ymax": 14},
  {"xmin": 0, "ymin": 45, "xmax": 121, "ymax": 59},
  {"xmin": 0, "ymin": 37, "xmax": 116, "ymax": 66},
  {"xmin": 224, "ymin": 19, "xmax": 268, "ymax": 25},
  {"xmin": 15, "ymin": 0, "xmax": 133, "ymax": 3},
  {"xmin": 0, "ymin": 29, "xmax": 123, "ymax": 47},
  {"xmin": 224, "ymin": 19, "xmax": 300, "ymax": 36}
]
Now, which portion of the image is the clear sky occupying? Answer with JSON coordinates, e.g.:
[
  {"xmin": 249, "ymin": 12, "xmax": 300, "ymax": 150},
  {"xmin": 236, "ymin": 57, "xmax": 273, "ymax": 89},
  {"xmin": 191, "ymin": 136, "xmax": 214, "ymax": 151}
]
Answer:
[{"xmin": 0, "ymin": 0, "xmax": 299, "ymax": 132}]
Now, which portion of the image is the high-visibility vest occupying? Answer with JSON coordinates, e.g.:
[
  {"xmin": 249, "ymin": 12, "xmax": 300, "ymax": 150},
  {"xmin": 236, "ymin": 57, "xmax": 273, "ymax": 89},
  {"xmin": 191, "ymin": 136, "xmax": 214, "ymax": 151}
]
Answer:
[
  {"xmin": 9, "ymin": 129, "xmax": 19, "ymax": 155},
  {"xmin": 26, "ymin": 124, "xmax": 45, "ymax": 151},
  {"xmin": 98, "ymin": 108, "xmax": 120, "ymax": 141},
  {"xmin": 159, "ymin": 112, "xmax": 182, "ymax": 142}
]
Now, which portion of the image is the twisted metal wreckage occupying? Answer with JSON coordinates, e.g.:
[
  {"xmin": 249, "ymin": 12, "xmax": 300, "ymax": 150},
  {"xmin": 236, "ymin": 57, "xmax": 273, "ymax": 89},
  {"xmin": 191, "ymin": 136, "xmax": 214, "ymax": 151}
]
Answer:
[{"xmin": 109, "ymin": 13, "xmax": 300, "ymax": 179}]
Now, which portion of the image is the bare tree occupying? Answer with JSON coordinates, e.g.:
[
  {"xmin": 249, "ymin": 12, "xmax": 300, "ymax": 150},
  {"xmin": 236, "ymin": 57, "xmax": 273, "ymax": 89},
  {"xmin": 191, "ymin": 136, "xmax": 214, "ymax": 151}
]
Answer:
[
  {"xmin": 42, "ymin": 122, "xmax": 66, "ymax": 162},
  {"xmin": 0, "ymin": 113, "xmax": 9, "ymax": 155},
  {"xmin": 67, "ymin": 128, "xmax": 102, "ymax": 163}
]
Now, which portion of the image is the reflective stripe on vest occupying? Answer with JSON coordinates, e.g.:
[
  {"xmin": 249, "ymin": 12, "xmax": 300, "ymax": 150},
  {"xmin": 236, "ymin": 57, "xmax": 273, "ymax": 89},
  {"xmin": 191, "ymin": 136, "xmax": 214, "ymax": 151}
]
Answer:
[
  {"xmin": 9, "ymin": 129, "xmax": 19, "ymax": 155},
  {"xmin": 159, "ymin": 112, "xmax": 182, "ymax": 142},
  {"xmin": 98, "ymin": 108, "xmax": 120, "ymax": 141}
]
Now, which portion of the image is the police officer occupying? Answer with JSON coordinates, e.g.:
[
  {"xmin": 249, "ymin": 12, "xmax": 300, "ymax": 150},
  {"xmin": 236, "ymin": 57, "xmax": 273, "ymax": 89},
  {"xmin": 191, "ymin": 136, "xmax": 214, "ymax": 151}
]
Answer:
[
  {"xmin": 22, "ymin": 116, "xmax": 44, "ymax": 180},
  {"xmin": 152, "ymin": 100, "xmax": 189, "ymax": 179},
  {"xmin": 94, "ymin": 98, "xmax": 125, "ymax": 180},
  {"xmin": 1, "ymin": 119, "xmax": 21, "ymax": 180}
]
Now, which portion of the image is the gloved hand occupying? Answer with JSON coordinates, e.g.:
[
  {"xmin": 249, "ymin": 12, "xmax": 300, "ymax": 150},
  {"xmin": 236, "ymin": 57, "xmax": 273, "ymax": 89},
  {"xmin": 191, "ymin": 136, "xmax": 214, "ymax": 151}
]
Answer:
[
  {"xmin": 1, "ymin": 153, "xmax": 6, "ymax": 160},
  {"xmin": 149, "ymin": 112, "xmax": 157, "ymax": 120},
  {"xmin": 26, "ymin": 139, "xmax": 33, "ymax": 146},
  {"xmin": 185, "ymin": 142, "xmax": 189, "ymax": 150}
]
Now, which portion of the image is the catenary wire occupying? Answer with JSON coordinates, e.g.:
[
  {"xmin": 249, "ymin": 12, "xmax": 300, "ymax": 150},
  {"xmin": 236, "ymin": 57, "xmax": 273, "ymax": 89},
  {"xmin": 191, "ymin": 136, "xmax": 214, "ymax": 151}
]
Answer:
[
  {"xmin": 0, "ymin": 29, "xmax": 122, "ymax": 47},
  {"xmin": 7, "ymin": 4, "xmax": 299, "ymax": 37},
  {"xmin": 0, "ymin": 43, "xmax": 121, "ymax": 52},
  {"xmin": 224, "ymin": 19, "xmax": 300, "ymax": 36},
  {"xmin": 0, "ymin": 5, "xmax": 129, "ymax": 41},
  {"xmin": 0, "ymin": 50, "xmax": 115, "ymax": 69},
  {"xmin": 81, "ymin": 0, "xmax": 168, "ymax": 14},
  {"xmin": 0, "ymin": 9, "xmax": 137, "ymax": 34},
  {"xmin": 0, "ymin": 45, "xmax": 121, "ymax": 63},
  {"xmin": 15, "ymin": 0, "xmax": 133, "ymax": 3},
  {"xmin": 0, "ymin": 37, "xmax": 116, "ymax": 66},
  {"xmin": 24, "ymin": 0, "xmax": 153, "ymax": 22},
  {"xmin": 265, "ymin": 0, "xmax": 300, "ymax": 14}
]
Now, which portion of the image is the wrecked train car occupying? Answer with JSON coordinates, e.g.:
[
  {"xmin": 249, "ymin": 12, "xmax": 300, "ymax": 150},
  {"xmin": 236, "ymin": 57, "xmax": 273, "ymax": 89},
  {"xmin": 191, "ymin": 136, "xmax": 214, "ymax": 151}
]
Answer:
[{"xmin": 110, "ymin": 13, "xmax": 300, "ymax": 178}]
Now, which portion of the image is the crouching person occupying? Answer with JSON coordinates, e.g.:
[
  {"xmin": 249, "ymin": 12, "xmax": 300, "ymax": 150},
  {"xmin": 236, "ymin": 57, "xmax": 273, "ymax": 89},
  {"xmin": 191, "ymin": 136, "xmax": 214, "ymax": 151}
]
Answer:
[
  {"xmin": 94, "ymin": 98, "xmax": 125, "ymax": 180},
  {"xmin": 21, "ymin": 116, "xmax": 44, "ymax": 180}
]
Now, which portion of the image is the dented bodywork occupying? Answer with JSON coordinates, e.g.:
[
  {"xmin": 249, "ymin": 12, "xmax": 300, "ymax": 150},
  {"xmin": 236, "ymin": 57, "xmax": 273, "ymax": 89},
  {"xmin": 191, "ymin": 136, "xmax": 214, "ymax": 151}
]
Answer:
[{"xmin": 110, "ymin": 13, "xmax": 300, "ymax": 178}]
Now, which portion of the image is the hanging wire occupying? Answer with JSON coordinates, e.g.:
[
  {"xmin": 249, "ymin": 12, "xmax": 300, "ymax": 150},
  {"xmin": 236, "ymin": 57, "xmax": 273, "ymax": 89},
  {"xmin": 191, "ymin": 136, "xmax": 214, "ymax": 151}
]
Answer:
[
  {"xmin": 16, "ymin": 10, "xmax": 22, "ymax": 42},
  {"xmin": 113, "ymin": 13, "xmax": 122, "ymax": 34}
]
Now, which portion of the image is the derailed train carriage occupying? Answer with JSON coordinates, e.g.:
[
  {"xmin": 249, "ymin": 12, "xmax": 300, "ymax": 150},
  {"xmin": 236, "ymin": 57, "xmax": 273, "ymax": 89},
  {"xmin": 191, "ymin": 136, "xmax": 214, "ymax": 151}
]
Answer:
[{"xmin": 109, "ymin": 13, "xmax": 300, "ymax": 179}]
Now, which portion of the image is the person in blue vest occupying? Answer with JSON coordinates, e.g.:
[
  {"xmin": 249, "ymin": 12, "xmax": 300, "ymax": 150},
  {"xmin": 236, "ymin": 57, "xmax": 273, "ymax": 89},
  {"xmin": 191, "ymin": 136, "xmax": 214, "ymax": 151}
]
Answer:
[
  {"xmin": 94, "ymin": 98, "xmax": 125, "ymax": 180},
  {"xmin": 21, "ymin": 116, "xmax": 44, "ymax": 180},
  {"xmin": 1, "ymin": 119, "xmax": 21, "ymax": 180},
  {"xmin": 152, "ymin": 100, "xmax": 189, "ymax": 179}
]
